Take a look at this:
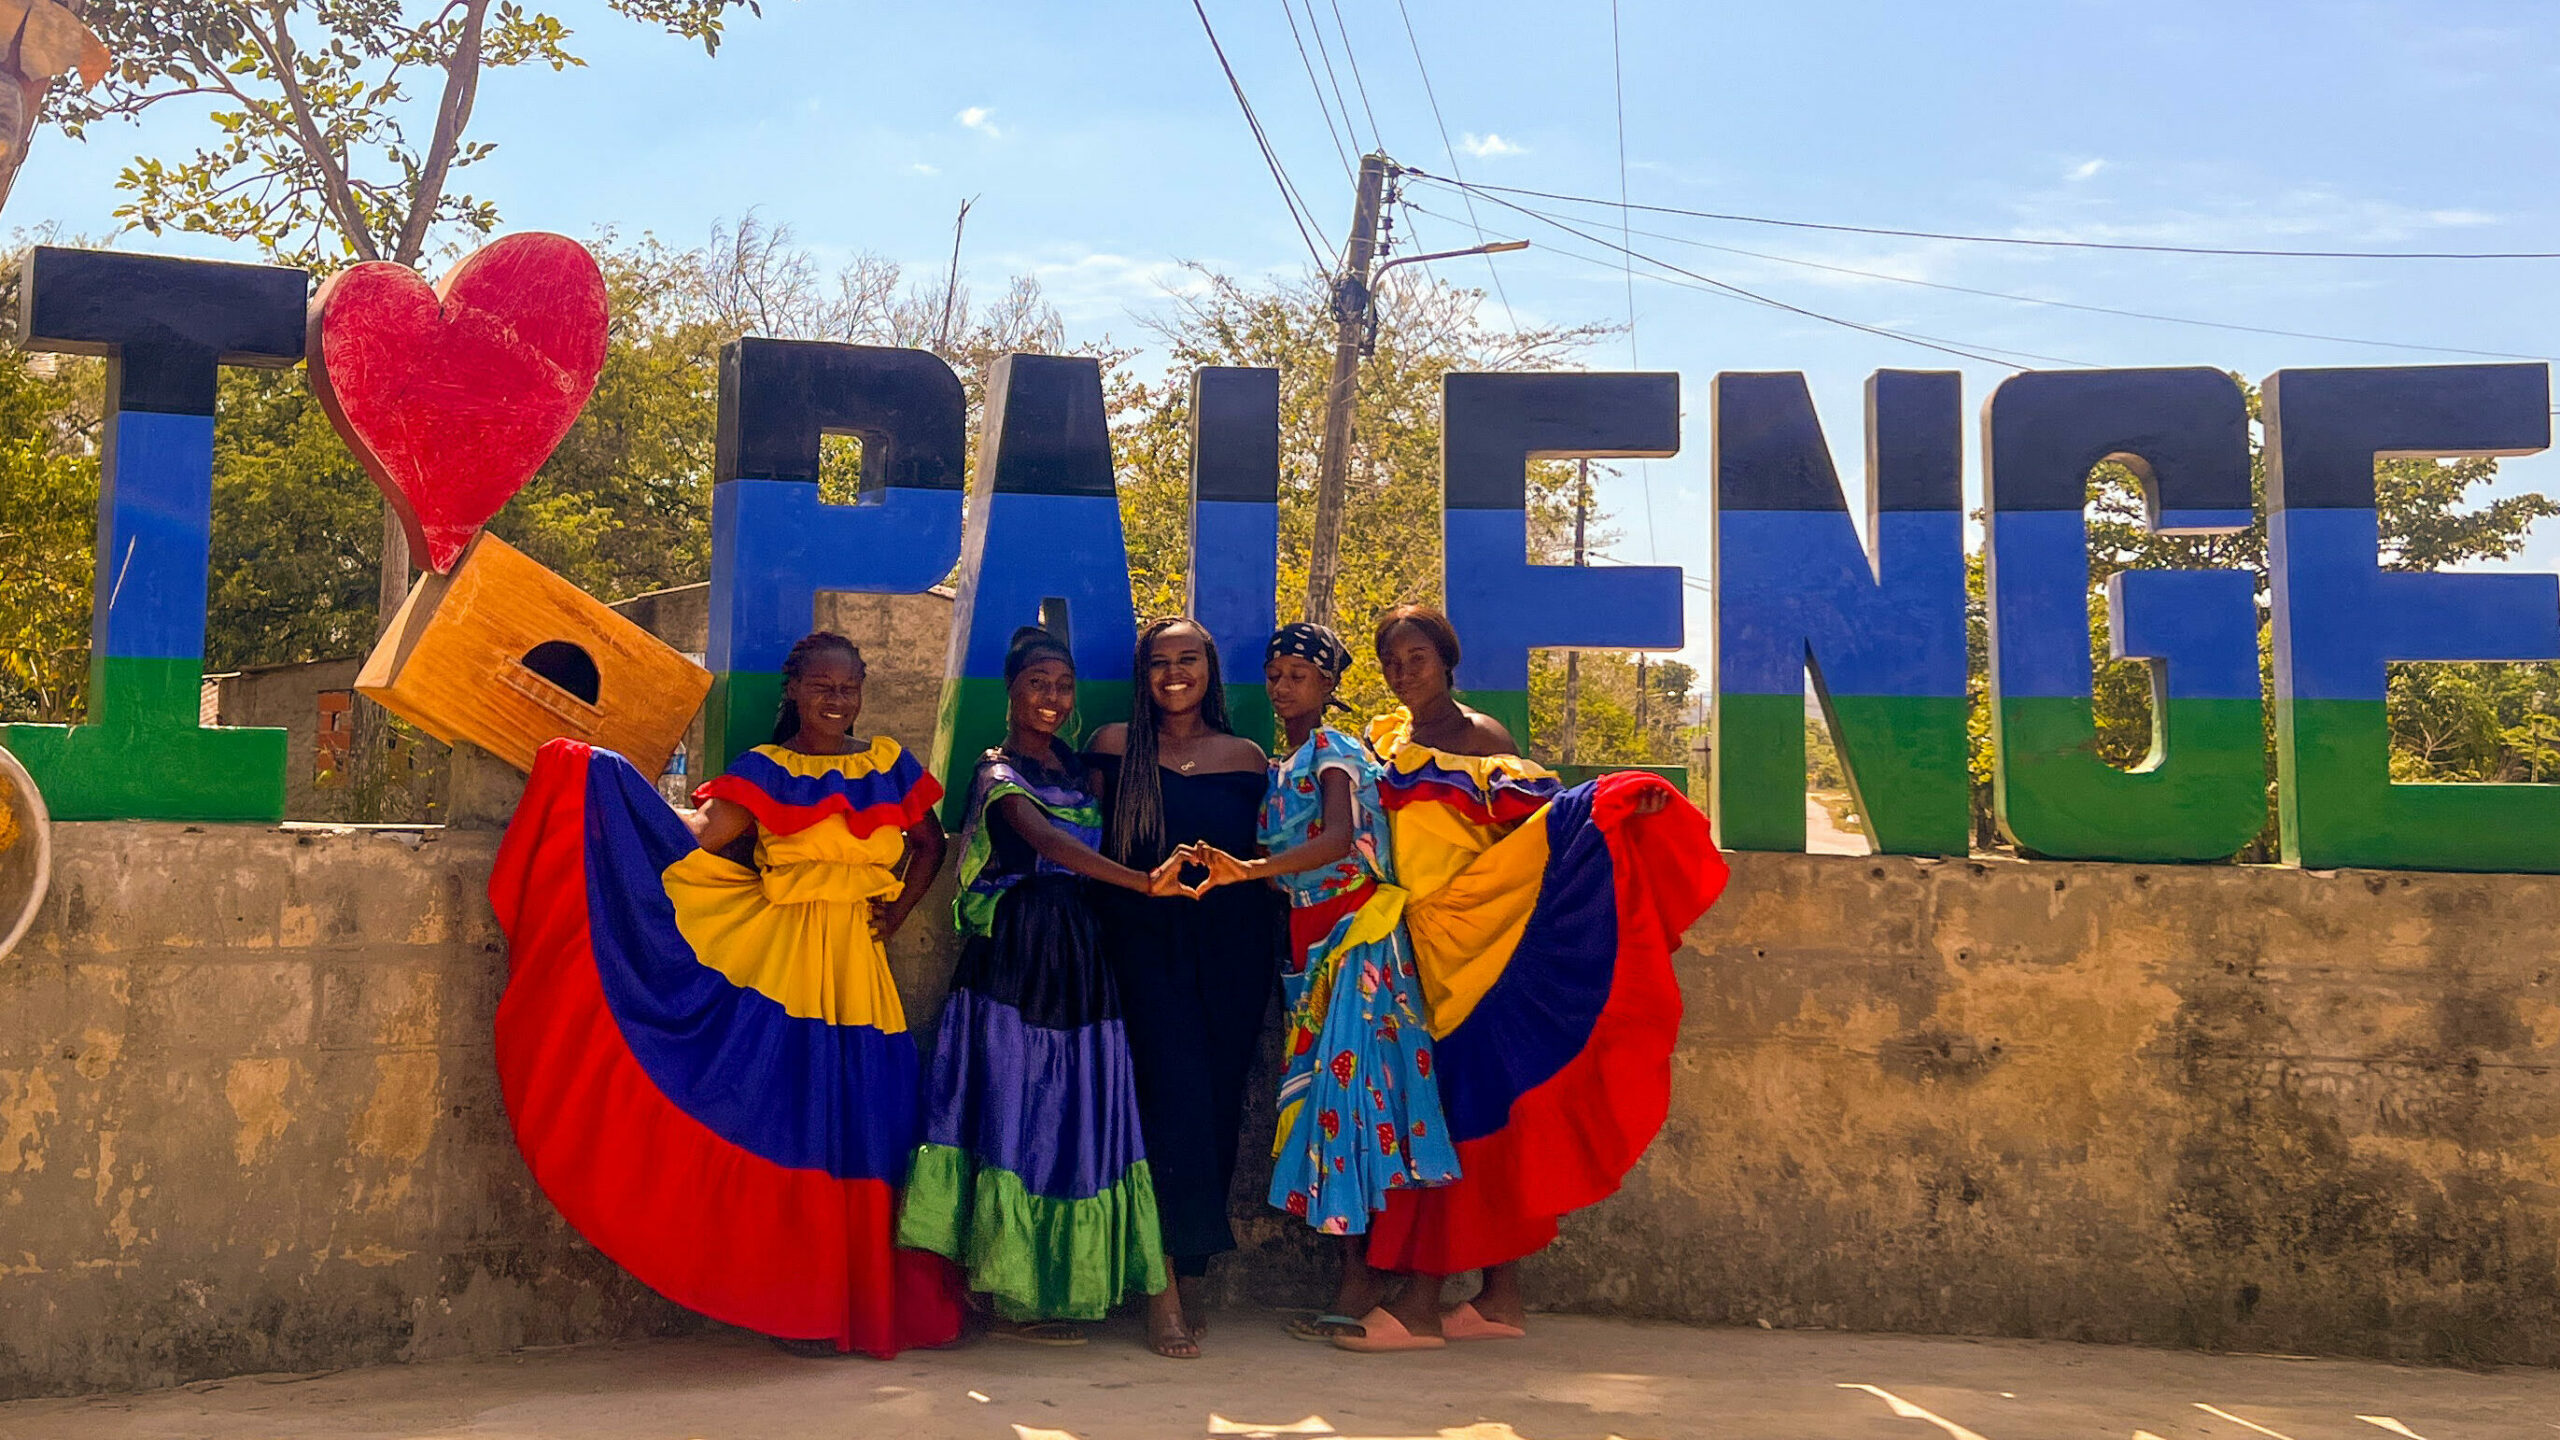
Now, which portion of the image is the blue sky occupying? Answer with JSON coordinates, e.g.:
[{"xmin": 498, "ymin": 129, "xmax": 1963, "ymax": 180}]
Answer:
[{"xmin": 18, "ymin": 0, "xmax": 2560, "ymax": 673}]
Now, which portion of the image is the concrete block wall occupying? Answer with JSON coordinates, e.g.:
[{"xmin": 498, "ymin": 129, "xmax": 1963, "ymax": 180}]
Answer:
[
  {"xmin": 1547, "ymin": 853, "xmax": 2560, "ymax": 1366},
  {"xmin": 0, "ymin": 823, "xmax": 692, "ymax": 1397},
  {"xmin": 3, "ymin": 831, "xmax": 2558, "ymax": 1397}
]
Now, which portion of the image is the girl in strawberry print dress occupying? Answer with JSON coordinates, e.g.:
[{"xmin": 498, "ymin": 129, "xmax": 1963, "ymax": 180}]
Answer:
[{"xmin": 1191, "ymin": 624, "xmax": 1460, "ymax": 1340}]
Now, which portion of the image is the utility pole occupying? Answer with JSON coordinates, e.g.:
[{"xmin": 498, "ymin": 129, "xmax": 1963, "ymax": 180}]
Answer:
[
  {"xmin": 936, "ymin": 196, "xmax": 976, "ymax": 354},
  {"xmin": 1302, "ymin": 154, "xmax": 1527, "ymax": 626},
  {"xmin": 1560, "ymin": 459, "xmax": 1590, "ymax": 765},
  {"xmin": 1636, "ymin": 654, "xmax": 1650, "ymax": 756},
  {"xmin": 1303, "ymin": 152, "xmax": 1390, "ymax": 627}
]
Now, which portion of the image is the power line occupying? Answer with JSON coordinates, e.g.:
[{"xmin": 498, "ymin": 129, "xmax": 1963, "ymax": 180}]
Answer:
[
  {"xmin": 1402, "ymin": 196, "xmax": 2087, "ymax": 371},
  {"xmin": 1606, "ymin": 0, "xmax": 1656, "ymax": 563},
  {"xmin": 1191, "ymin": 0, "xmax": 1335, "ymax": 273},
  {"xmin": 1326, "ymin": 0, "xmax": 1385, "ymax": 146},
  {"xmin": 1402, "ymin": 170, "xmax": 2560, "ymax": 261},
  {"xmin": 1413, "ymin": 192, "xmax": 2095, "ymax": 368},
  {"xmin": 1391, "ymin": 0, "xmax": 1519, "ymax": 330},
  {"xmin": 1276, "ymin": 0, "xmax": 1353, "ymax": 177},
  {"xmin": 1298, "ymin": 0, "xmax": 1367, "ymax": 154},
  {"xmin": 1497, "ymin": 195, "xmax": 2550, "ymax": 363}
]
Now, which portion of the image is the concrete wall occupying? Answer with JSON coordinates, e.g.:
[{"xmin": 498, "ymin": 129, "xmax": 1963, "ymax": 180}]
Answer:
[
  {"xmin": 1545, "ymin": 854, "xmax": 2560, "ymax": 1367},
  {"xmin": 3, "ymin": 830, "xmax": 2557, "ymax": 1397}
]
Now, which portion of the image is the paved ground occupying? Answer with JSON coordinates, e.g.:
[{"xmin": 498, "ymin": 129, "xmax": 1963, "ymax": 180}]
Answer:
[{"xmin": 6, "ymin": 1313, "xmax": 2558, "ymax": 1440}]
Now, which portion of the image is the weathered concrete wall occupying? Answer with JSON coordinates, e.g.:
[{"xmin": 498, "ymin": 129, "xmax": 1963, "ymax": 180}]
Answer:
[
  {"xmin": 5, "ymin": 832, "xmax": 2558, "ymax": 1397},
  {"xmin": 0, "ymin": 824, "xmax": 683, "ymax": 1398},
  {"xmin": 1536, "ymin": 853, "xmax": 2560, "ymax": 1367}
]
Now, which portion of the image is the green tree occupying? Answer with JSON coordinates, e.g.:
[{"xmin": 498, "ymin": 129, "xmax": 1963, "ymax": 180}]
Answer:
[
  {"xmin": 58, "ymin": 0, "xmax": 759, "ymax": 267},
  {"xmin": 0, "ymin": 350, "xmax": 101, "ymax": 721}
]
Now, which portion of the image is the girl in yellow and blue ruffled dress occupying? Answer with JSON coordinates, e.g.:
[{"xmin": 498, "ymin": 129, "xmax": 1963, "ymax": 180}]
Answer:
[{"xmin": 490, "ymin": 630, "xmax": 965, "ymax": 1360}]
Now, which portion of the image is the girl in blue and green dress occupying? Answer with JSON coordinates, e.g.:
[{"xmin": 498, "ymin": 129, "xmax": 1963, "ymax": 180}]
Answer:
[
  {"xmin": 1191, "ymin": 623, "xmax": 1460, "ymax": 1341},
  {"xmin": 897, "ymin": 626, "xmax": 1190, "ymax": 1345}
]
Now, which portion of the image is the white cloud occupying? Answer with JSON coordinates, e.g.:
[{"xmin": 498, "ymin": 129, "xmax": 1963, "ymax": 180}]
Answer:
[
  {"xmin": 956, "ymin": 106, "xmax": 1001, "ymax": 138},
  {"xmin": 2067, "ymin": 158, "xmax": 2106, "ymax": 182},
  {"xmin": 911, "ymin": 162, "xmax": 940, "ymax": 176},
  {"xmin": 1460, "ymin": 132, "xmax": 1523, "ymax": 159}
]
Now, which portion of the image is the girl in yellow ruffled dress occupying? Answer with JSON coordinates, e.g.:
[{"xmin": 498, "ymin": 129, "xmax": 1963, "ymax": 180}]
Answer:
[{"xmin": 495, "ymin": 629, "xmax": 963, "ymax": 1360}]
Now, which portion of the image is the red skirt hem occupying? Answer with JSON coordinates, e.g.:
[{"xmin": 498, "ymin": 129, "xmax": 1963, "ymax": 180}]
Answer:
[{"xmin": 1367, "ymin": 772, "xmax": 1727, "ymax": 1275}]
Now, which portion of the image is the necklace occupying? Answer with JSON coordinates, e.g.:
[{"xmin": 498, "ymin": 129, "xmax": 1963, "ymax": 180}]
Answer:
[{"xmin": 1177, "ymin": 757, "xmax": 1198, "ymax": 773}]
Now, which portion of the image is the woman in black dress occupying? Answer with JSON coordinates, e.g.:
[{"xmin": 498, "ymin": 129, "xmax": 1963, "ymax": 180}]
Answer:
[{"xmin": 1089, "ymin": 617, "xmax": 1282, "ymax": 1359}]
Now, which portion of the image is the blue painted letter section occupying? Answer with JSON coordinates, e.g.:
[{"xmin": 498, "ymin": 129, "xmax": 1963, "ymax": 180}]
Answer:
[
  {"xmin": 2264, "ymin": 363, "xmax": 2557, "ymax": 871},
  {"xmin": 1711, "ymin": 370, "xmax": 1968, "ymax": 855},
  {"xmin": 1441, "ymin": 371, "xmax": 1683, "ymax": 746}
]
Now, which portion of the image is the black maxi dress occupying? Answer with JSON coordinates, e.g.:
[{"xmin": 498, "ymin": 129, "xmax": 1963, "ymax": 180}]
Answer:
[{"xmin": 1091, "ymin": 755, "xmax": 1284, "ymax": 1277}]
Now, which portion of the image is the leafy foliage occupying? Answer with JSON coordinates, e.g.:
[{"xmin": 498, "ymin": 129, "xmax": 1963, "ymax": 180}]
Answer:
[
  {"xmin": 57, "ymin": 0, "xmax": 764, "ymax": 265},
  {"xmin": 0, "ymin": 351, "xmax": 101, "ymax": 721}
]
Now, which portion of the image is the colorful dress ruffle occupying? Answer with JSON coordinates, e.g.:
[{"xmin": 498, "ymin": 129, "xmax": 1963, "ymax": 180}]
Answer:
[
  {"xmin": 1362, "ymin": 710, "xmax": 1730, "ymax": 1275},
  {"xmin": 896, "ymin": 744, "xmax": 1167, "ymax": 1320},
  {"xmin": 488, "ymin": 737, "xmax": 963, "ymax": 1358},
  {"xmin": 1261, "ymin": 726, "xmax": 1461, "ymax": 1235}
]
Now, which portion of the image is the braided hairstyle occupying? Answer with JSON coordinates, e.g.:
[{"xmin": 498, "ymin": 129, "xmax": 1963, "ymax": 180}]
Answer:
[
  {"xmin": 771, "ymin": 631, "xmax": 864, "ymax": 746},
  {"xmin": 1106, "ymin": 617, "xmax": 1232, "ymax": 869}
]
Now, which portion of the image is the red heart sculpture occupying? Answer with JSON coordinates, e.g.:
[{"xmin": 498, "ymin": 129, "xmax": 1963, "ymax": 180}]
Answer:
[{"xmin": 309, "ymin": 233, "xmax": 609, "ymax": 573}]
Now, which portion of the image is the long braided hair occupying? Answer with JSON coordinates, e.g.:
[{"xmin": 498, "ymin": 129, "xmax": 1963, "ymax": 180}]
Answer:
[
  {"xmin": 770, "ymin": 631, "xmax": 864, "ymax": 746},
  {"xmin": 1106, "ymin": 617, "xmax": 1231, "ymax": 869}
]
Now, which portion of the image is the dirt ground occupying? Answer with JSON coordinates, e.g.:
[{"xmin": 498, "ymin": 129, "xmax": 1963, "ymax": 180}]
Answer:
[{"xmin": 5, "ymin": 1311, "xmax": 2558, "ymax": 1440}]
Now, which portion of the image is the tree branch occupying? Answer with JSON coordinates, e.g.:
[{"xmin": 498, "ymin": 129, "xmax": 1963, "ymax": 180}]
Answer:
[
  {"xmin": 392, "ymin": 0, "xmax": 491, "ymax": 267},
  {"xmin": 246, "ymin": 0, "xmax": 382, "ymax": 260}
]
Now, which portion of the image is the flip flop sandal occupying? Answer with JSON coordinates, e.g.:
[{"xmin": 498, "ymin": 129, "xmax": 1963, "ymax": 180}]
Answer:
[
  {"xmin": 989, "ymin": 1322, "xmax": 1087, "ymax": 1346},
  {"xmin": 1331, "ymin": 1306, "xmax": 1446, "ymax": 1353},
  {"xmin": 1286, "ymin": 1312, "xmax": 1368, "ymax": 1342},
  {"xmin": 1440, "ymin": 1302, "xmax": 1525, "ymax": 1341}
]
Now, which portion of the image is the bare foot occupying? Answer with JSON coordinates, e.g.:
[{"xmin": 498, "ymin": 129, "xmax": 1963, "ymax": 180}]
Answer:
[
  {"xmin": 1146, "ymin": 1288, "xmax": 1200, "ymax": 1360},
  {"xmin": 1177, "ymin": 1274, "xmax": 1211, "ymax": 1337},
  {"xmin": 1331, "ymin": 1269, "xmax": 1390, "ymax": 1321},
  {"xmin": 1469, "ymin": 1264, "xmax": 1528, "ymax": 1329},
  {"xmin": 1382, "ymin": 1273, "xmax": 1446, "ymax": 1340}
]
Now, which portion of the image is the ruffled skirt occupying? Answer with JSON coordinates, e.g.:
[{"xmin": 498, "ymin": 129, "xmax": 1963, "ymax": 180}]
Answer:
[
  {"xmin": 898, "ymin": 875, "xmax": 1166, "ymax": 1320},
  {"xmin": 1268, "ymin": 882, "xmax": 1462, "ymax": 1234},
  {"xmin": 489, "ymin": 741, "xmax": 964, "ymax": 1357},
  {"xmin": 1367, "ymin": 772, "xmax": 1727, "ymax": 1274}
]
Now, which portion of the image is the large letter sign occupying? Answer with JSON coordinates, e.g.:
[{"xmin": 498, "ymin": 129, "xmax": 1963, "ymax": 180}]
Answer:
[
  {"xmin": 1984, "ymin": 368, "xmax": 2265, "ymax": 862},
  {"xmin": 706, "ymin": 338, "xmax": 967, "ymax": 767},
  {"xmin": 1441, "ymin": 372, "xmax": 1684, "ymax": 745},
  {"xmin": 1, "ymin": 248, "xmax": 304, "ymax": 821},
  {"xmin": 1712, "ymin": 370, "xmax": 1969, "ymax": 855},
  {"xmin": 1186, "ymin": 366, "xmax": 1280, "ymax": 748},
  {"xmin": 929, "ymin": 354, "xmax": 1141, "ymax": 821},
  {"xmin": 2265, "ymin": 364, "xmax": 2557, "ymax": 872}
]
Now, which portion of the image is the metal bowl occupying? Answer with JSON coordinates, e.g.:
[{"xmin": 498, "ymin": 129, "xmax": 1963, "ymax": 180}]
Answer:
[{"xmin": 0, "ymin": 744, "xmax": 51, "ymax": 961}]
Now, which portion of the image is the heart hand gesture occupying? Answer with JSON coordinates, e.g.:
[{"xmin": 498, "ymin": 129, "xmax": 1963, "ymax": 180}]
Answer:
[{"xmin": 1181, "ymin": 843, "xmax": 1256, "ymax": 896}]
